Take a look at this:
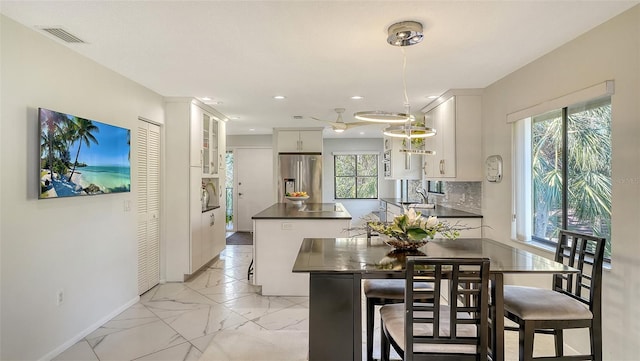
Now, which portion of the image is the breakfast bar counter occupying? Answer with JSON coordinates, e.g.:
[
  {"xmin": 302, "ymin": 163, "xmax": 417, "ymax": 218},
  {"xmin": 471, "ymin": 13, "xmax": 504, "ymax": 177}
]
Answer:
[{"xmin": 293, "ymin": 237, "xmax": 578, "ymax": 361}]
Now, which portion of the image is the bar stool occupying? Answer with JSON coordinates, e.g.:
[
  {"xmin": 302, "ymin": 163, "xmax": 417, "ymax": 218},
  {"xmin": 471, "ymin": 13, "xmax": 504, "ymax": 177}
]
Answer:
[
  {"xmin": 503, "ymin": 230, "xmax": 606, "ymax": 361},
  {"xmin": 364, "ymin": 278, "xmax": 435, "ymax": 361},
  {"xmin": 380, "ymin": 257, "xmax": 491, "ymax": 361}
]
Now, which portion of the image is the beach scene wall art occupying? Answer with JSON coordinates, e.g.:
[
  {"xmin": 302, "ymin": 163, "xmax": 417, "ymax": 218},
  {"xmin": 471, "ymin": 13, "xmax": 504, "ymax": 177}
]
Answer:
[{"xmin": 39, "ymin": 108, "xmax": 131, "ymax": 199}]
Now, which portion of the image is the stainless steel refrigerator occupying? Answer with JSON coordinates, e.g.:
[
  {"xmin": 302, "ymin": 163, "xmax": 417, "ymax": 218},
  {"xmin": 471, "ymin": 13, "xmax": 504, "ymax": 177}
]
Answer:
[{"xmin": 278, "ymin": 153, "xmax": 322, "ymax": 203}]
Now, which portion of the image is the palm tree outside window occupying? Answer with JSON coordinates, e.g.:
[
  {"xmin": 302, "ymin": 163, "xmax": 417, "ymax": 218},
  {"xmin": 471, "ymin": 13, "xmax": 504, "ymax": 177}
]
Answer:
[{"xmin": 530, "ymin": 97, "xmax": 612, "ymax": 258}]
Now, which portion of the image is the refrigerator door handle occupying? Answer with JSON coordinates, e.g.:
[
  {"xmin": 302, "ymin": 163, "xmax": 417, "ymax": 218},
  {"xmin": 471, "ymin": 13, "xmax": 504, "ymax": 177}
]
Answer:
[{"xmin": 296, "ymin": 161, "xmax": 301, "ymax": 192}]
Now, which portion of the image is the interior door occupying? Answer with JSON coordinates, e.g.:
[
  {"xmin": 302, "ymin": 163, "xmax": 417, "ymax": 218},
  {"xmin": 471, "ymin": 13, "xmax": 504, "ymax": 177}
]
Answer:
[
  {"xmin": 137, "ymin": 120, "xmax": 160, "ymax": 295},
  {"xmin": 236, "ymin": 148, "xmax": 274, "ymax": 232}
]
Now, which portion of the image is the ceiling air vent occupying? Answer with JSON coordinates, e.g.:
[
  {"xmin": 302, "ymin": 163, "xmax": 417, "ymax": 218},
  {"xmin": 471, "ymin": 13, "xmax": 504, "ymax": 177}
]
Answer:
[
  {"xmin": 40, "ymin": 28, "xmax": 86, "ymax": 43},
  {"xmin": 293, "ymin": 115, "xmax": 304, "ymax": 120}
]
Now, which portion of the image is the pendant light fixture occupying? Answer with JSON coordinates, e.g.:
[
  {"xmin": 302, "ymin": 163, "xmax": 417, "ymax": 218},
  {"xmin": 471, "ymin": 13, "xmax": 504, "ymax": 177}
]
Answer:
[
  {"xmin": 354, "ymin": 21, "xmax": 425, "ymax": 124},
  {"xmin": 355, "ymin": 21, "xmax": 434, "ymax": 135}
]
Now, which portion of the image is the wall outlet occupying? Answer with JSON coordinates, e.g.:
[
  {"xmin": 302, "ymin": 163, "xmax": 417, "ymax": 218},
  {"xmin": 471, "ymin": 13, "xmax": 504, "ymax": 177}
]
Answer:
[
  {"xmin": 56, "ymin": 289, "xmax": 64, "ymax": 306},
  {"xmin": 281, "ymin": 222, "xmax": 293, "ymax": 230}
]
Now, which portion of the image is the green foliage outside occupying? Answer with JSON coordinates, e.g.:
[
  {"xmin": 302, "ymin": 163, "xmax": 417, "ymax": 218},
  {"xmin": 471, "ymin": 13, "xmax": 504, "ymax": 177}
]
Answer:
[
  {"xmin": 225, "ymin": 152, "xmax": 234, "ymax": 225},
  {"xmin": 532, "ymin": 100, "xmax": 611, "ymax": 257},
  {"xmin": 334, "ymin": 154, "xmax": 378, "ymax": 199}
]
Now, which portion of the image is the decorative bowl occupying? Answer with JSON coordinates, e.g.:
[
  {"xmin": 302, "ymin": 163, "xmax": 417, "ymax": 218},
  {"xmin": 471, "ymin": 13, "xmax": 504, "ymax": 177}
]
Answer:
[
  {"xmin": 380, "ymin": 235, "xmax": 428, "ymax": 250},
  {"xmin": 285, "ymin": 195, "xmax": 309, "ymax": 204}
]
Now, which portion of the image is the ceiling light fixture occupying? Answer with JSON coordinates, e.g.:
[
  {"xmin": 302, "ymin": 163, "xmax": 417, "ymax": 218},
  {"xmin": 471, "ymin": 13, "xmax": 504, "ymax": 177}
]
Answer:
[
  {"xmin": 351, "ymin": 95, "xmax": 364, "ymax": 100},
  {"xmin": 354, "ymin": 20, "xmax": 423, "ymax": 124},
  {"xmin": 386, "ymin": 21, "xmax": 424, "ymax": 47},
  {"xmin": 383, "ymin": 124, "xmax": 436, "ymax": 139},
  {"xmin": 354, "ymin": 111, "xmax": 414, "ymax": 123},
  {"xmin": 273, "ymin": 95, "xmax": 286, "ymax": 100}
]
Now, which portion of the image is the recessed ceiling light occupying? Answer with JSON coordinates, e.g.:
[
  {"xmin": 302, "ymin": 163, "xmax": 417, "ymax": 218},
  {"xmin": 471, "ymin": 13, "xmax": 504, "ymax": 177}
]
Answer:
[
  {"xmin": 273, "ymin": 95, "xmax": 286, "ymax": 100},
  {"xmin": 201, "ymin": 97, "xmax": 211, "ymax": 101},
  {"xmin": 249, "ymin": 128, "xmax": 255, "ymax": 131},
  {"xmin": 351, "ymin": 95, "xmax": 364, "ymax": 100},
  {"xmin": 229, "ymin": 116, "xmax": 240, "ymax": 120},
  {"xmin": 427, "ymin": 95, "xmax": 438, "ymax": 99},
  {"xmin": 359, "ymin": 132, "xmax": 365, "ymax": 135}
]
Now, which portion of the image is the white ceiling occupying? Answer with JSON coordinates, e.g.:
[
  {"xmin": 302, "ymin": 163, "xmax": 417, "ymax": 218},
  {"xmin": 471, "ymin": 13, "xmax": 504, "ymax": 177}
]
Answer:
[{"xmin": 1, "ymin": 1, "xmax": 638, "ymax": 138}]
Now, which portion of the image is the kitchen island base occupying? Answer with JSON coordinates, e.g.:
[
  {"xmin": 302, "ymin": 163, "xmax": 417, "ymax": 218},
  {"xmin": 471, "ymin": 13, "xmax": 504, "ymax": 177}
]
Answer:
[
  {"xmin": 309, "ymin": 273, "xmax": 361, "ymax": 361},
  {"xmin": 252, "ymin": 203, "xmax": 352, "ymax": 296}
]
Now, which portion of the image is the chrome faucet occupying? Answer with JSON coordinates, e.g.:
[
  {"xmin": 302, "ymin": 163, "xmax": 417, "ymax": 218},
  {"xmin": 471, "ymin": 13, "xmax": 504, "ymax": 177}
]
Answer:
[{"xmin": 416, "ymin": 187, "xmax": 429, "ymax": 204}]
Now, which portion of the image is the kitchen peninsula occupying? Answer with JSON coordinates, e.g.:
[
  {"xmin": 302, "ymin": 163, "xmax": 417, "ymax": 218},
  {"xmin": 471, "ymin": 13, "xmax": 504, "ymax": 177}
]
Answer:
[{"xmin": 252, "ymin": 202, "xmax": 352, "ymax": 296}]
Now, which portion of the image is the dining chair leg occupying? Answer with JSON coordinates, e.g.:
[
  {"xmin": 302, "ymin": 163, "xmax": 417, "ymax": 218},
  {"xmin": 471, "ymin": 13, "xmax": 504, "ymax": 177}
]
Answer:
[
  {"xmin": 366, "ymin": 298, "xmax": 375, "ymax": 361},
  {"xmin": 519, "ymin": 322, "xmax": 535, "ymax": 361},
  {"xmin": 591, "ymin": 326, "xmax": 602, "ymax": 361},
  {"xmin": 553, "ymin": 329, "xmax": 564, "ymax": 357},
  {"xmin": 380, "ymin": 320, "xmax": 390, "ymax": 361}
]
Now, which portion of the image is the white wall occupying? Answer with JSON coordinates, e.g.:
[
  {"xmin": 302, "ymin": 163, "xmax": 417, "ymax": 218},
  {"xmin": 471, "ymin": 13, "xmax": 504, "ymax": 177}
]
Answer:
[
  {"xmin": 481, "ymin": 6, "xmax": 640, "ymax": 359},
  {"xmin": 322, "ymin": 138, "xmax": 395, "ymax": 227},
  {"xmin": 227, "ymin": 134, "xmax": 272, "ymax": 147},
  {"xmin": 0, "ymin": 16, "xmax": 165, "ymax": 360}
]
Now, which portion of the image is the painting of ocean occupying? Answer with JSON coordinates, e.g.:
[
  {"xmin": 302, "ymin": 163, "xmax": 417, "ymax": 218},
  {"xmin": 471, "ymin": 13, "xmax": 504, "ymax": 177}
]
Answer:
[{"xmin": 39, "ymin": 108, "xmax": 131, "ymax": 199}]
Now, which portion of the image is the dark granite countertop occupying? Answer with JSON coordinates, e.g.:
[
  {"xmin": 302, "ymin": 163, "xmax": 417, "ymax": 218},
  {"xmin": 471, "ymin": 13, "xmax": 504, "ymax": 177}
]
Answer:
[
  {"xmin": 252, "ymin": 202, "xmax": 352, "ymax": 220},
  {"xmin": 292, "ymin": 237, "xmax": 576, "ymax": 275},
  {"xmin": 380, "ymin": 198, "xmax": 482, "ymax": 218}
]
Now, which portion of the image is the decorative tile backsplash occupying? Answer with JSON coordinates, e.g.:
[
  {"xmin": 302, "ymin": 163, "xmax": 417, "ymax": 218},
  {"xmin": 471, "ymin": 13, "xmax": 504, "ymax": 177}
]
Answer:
[{"xmin": 432, "ymin": 181, "xmax": 482, "ymax": 214}]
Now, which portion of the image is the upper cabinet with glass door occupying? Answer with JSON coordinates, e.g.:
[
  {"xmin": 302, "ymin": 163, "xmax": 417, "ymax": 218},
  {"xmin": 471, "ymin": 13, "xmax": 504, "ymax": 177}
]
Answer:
[
  {"xmin": 201, "ymin": 111, "xmax": 219, "ymax": 176},
  {"xmin": 190, "ymin": 102, "xmax": 224, "ymax": 177}
]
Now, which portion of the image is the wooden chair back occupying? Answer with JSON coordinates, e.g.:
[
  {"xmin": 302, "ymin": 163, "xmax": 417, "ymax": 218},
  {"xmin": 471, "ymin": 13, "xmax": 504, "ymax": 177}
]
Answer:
[
  {"xmin": 553, "ymin": 230, "xmax": 606, "ymax": 314},
  {"xmin": 404, "ymin": 257, "xmax": 490, "ymax": 360}
]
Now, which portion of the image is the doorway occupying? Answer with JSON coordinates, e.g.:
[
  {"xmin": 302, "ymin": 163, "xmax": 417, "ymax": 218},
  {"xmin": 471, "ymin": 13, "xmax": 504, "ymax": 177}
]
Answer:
[{"xmin": 233, "ymin": 148, "xmax": 274, "ymax": 232}]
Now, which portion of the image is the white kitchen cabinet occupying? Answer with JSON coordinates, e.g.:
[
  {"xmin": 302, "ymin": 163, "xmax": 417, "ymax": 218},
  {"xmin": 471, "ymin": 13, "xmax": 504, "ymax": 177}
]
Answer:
[
  {"xmin": 421, "ymin": 90, "xmax": 482, "ymax": 181},
  {"xmin": 165, "ymin": 98, "xmax": 227, "ymax": 281},
  {"xmin": 212, "ymin": 206, "xmax": 226, "ymax": 258},
  {"xmin": 276, "ymin": 129, "xmax": 323, "ymax": 153},
  {"xmin": 383, "ymin": 136, "xmax": 421, "ymax": 180},
  {"xmin": 201, "ymin": 210, "xmax": 215, "ymax": 269}
]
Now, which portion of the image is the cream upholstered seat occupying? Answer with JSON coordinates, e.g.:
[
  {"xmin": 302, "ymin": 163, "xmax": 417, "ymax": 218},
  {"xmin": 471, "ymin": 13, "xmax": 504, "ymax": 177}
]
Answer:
[
  {"xmin": 363, "ymin": 279, "xmax": 434, "ymax": 361},
  {"xmin": 503, "ymin": 285, "xmax": 592, "ymax": 320},
  {"xmin": 380, "ymin": 303, "xmax": 478, "ymax": 355},
  {"xmin": 380, "ymin": 257, "xmax": 491, "ymax": 361},
  {"xmin": 503, "ymin": 230, "xmax": 606, "ymax": 361}
]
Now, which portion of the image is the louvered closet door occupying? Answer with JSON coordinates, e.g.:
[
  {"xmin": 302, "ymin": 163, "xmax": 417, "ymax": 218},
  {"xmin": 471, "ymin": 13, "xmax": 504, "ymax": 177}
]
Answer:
[{"xmin": 137, "ymin": 121, "xmax": 161, "ymax": 295}]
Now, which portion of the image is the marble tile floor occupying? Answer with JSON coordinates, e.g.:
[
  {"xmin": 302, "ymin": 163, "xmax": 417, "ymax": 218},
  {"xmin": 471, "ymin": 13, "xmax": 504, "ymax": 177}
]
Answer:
[{"xmin": 54, "ymin": 245, "xmax": 572, "ymax": 361}]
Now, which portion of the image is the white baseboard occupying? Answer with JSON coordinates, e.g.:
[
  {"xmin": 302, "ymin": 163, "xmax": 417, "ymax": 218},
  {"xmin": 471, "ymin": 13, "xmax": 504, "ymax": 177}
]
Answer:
[{"xmin": 39, "ymin": 295, "xmax": 140, "ymax": 361}]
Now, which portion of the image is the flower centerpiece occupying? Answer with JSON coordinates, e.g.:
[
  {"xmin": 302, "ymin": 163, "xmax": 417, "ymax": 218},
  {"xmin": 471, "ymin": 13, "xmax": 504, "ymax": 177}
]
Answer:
[{"xmin": 367, "ymin": 208, "xmax": 461, "ymax": 250}]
